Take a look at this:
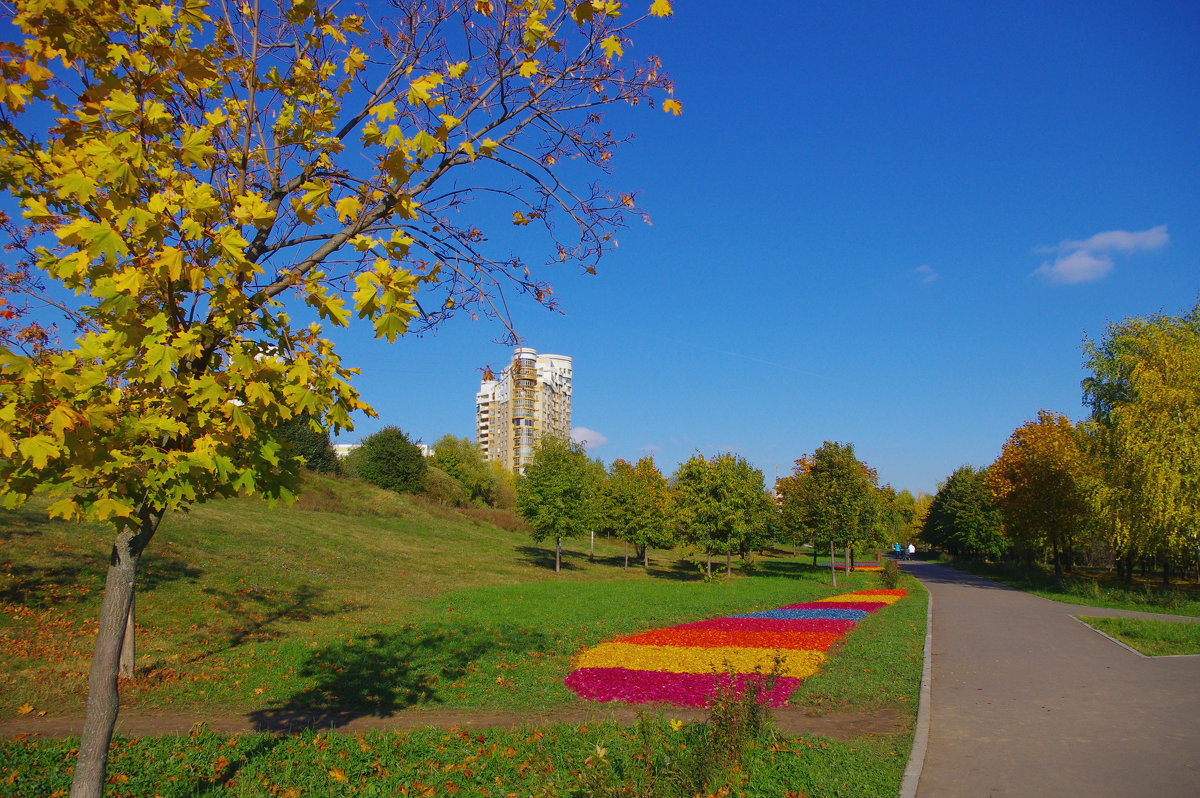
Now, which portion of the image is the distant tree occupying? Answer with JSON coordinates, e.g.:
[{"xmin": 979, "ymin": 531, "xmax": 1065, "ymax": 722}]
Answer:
[
  {"xmin": 1082, "ymin": 303, "xmax": 1200, "ymax": 584},
  {"xmin": 356, "ymin": 427, "xmax": 427, "ymax": 495},
  {"xmin": 673, "ymin": 452, "xmax": 772, "ymax": 577},
  {"xmin": 603, "ymin": 457, "xmax": 673, "ymax": 568},
  {"xmin": 432, "ymin": 434, "xmax": 496, "ymax": 506},
  {"xmin": 779, "ymin": 442, "xmax": 878, "ymax": 568},
  {"xmin": 877, "ymin": 486, "xmax": 915, "ymax": 549},
  {"xmin": 515, "ymin": 437, "xmax": 599, "ymax": 573},
  {"xmin": 923, "ymin": 466, "xmax": 1005, "ymax": 561},
  {"xmin": 274, "ymin": 414, "xmax": 340, "ymax": 474},
  {"xmin": 985, "ymin": 411, "xmax": 1093, "ymax": 577}
]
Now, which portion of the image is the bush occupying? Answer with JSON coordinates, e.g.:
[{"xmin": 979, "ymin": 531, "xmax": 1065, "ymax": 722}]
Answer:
[
  {"xmin": 880, "ymin": 558, "xmax": 902, "ymax": 589},
  {"xmin": 423, "ymin": 466, "xmax": 469, "ymax": 507},
  {"xmin": 354, "ymin": 426, "xmax": 427, "ymax": 494},
  {"xmin": 274, "ymin": 413, "xmax": 339, "ymax": 474}
]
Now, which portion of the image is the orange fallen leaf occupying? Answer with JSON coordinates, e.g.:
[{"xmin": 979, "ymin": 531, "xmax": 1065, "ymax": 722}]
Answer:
[
  {"xmin": 16, "ymin": 703, "xmax": 33, "ymax": 715},
  {"xmin": 329, "ymin": 768, "xmax": 347, "ymax": 782}
]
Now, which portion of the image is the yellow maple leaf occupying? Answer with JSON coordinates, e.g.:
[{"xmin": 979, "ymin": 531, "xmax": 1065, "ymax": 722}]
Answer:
[
  {"xmin": 329, "ymin": 768, "xmax": 348, "ymax": 783},
  {"xmin": 662, "ymin": 98, "xmax": 682, "ymax": 115},
  {"xmin": 650, "ymin": 0, "xmax": 673, "ymax": 17},
  {"xmin": 600, "ymin": 35, "xmax": 623, "ymax": 61},
  {"xmin": 519, "ymin": 60, "xmax": 539, "ymax": 78},
  {"xmin": 447, "ymin": 61, "xmax": 470, "ymax": 79},
  {"xmin": 17, "ymin": 703, "xmax": 33, "ymax": 715}
]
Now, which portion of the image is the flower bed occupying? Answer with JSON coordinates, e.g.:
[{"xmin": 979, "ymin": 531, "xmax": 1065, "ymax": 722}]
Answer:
[{"xmin": 565, "ymin": 589, "xmax": 907, "ymax": 708}]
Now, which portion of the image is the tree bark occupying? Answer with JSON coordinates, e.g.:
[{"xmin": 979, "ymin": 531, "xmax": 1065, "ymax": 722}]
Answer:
[
  {"xmin": 643, "ymin": 546, "xmax": 649, "ymax": 568},
  {"xmin": 830, "ymin": 540, "xmax": 836, "ymax": 587},
  {"xmin": 846, "ymin": 545, "xmax": 852, "ymax": 573},
  {"xmin": 589, "ymin": 530, "xmax": 594, "ymax": 561},
  {"xmin": 118, "ymin": 588, "xmax": 135, "ymax": 680},
  {"xmin": 706, "ymin": 551, "xmax": 712, "ymax": 577},
  {"xmin": 726, "ymin": 534, "xmax": 732, "ymax": 576},
  {"xmin": 555, "ymin": 536, "xmax": 561, "ymax": 573},
  {"xmin": 71, "ymin": 506, "xmax": 162, "ymax": 798},
  {"xmin": 624, "ymin": 540, "xmax": 629, "ymax": 569}
]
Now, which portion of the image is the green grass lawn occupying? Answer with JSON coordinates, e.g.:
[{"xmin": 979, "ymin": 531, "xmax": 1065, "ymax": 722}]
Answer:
[
  {"xmin": 1077, "ymin": 616, "xmax": 1200, "ymax": 656},
  {"xmin": 0, "ymin": 472, "xmax": 926, "ymax": 796},
  {"xmin": 929, "ymin": 555, "xmax": 1200, "ymax": 617}
]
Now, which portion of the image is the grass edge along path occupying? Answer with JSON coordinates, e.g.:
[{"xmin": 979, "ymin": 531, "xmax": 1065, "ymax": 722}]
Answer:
[
  {"xmin": 1076, "ymin": 615, "xmax": 1200, "ymax": 657},
  {"xmin": 929, "ymin": 555, "xmax": 1200, "ymax": 617}
]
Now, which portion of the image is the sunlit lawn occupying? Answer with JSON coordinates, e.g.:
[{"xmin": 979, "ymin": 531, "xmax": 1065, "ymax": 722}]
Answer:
[
  {"xmin": 1077, "ymin": 616, "xmax": 1200, "ymax": 656},
  {"xmin": 0, "ymin": 473, "xmax": 926, "ymax": 796}
]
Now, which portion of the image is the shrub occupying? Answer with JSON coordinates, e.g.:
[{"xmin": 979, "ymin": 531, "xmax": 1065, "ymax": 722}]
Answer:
[
  {"xmin": 423, "ymin": 466, "xmax": 469, "ymax": 507},
  {"xmin": 274, "ymin": 413, "xmax": 339, "ymax": 474},
  {"xmin": 880, "ymin": 558, "xmax": 902, "ymax": 589},
  {"xmin": 354, "ymin": 426, "xmax": 427, "ymax": 494}
]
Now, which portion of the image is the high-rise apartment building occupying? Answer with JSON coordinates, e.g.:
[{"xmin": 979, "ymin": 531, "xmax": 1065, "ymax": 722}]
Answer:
[{"xmin": 476, "ymin": 348, "xmax": 572, "ymax": 472}]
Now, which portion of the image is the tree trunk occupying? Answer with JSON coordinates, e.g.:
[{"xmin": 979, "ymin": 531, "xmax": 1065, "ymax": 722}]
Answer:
[
  {"xmin": 624, "ymin": 540, "xmax": 629, "ymax": 569},
  {"xmin": 830, "ymin": 540, "xmax": 837, "ymax": 587},
  {"xmin": 118, "ymin": 588, "xmax": 135, "ymax": 680},
  {"xmin": 706, "ymin": 551, "xmax": 712, "ymax": 577},
  {"xmin": 644, "ymin": 546, "xmax": 649, "ymax": 568},
  {"xmin": 1163, "ymin": 556, "xmax": 1172, "ymax": 589},
  {"xmin": 1052, "ymin": 544, "xmax": 1063, "ymax": 578},
  {"xmin": 726, "ymin": 534, "xmax": 732, "ymax": 577},
  {"xmin": 555, "ymin": 536, "xmax": 561, "ymax": 574},
  {"xmin": 812, "ymin": 543, "xmax": 818, "ymax": 568},
  {"xmin": 72, "ymin": 507, "xmax": 162, "ymax": 798},
  {"xmin": 589, "ymin": 530, "xmax": 594, "ymax": 562},
  {"xmin": 846, "ymin": 545, "xmax": 852, "ymax": 573}
]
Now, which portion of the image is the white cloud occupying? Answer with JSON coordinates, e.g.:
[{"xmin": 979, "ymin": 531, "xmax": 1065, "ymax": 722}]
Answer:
[
  {"xmin": 911, "ymin": 264, "xmax": 938, "ymax": 284},
  {"xmin": 1034, "ymin": 250, "xmax": 1114, "ymax": 284},
  {"xmin": 1059, "ymin": 225, "xmax": 1169, "ymax": 254},
  {"xmin": 571, "ymin": 426, "xmax": 607, "ymax": 448},
  {"xmin": 1034, "ymin": 224, "xmax": 1167, "ymax": 284}
]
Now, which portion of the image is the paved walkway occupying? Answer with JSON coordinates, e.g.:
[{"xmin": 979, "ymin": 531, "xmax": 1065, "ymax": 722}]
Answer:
[{"xmin": 903, "ymin": 561, "xmax": 1200, "ymax": 798}]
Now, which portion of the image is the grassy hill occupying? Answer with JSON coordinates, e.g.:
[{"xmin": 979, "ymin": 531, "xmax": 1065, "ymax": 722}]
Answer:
[
  {"xmin": 1, "ymin": 472, "xmax": 928, "ymax": 797},
  {"xmin": 1, "ymin": 472, "xmax": 922, "ymax": 721}
]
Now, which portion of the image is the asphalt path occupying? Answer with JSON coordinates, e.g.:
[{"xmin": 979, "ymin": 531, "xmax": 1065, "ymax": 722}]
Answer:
[{"xmin": 902, "ymin": 560, "xmax": 1200, "ymax": 798}]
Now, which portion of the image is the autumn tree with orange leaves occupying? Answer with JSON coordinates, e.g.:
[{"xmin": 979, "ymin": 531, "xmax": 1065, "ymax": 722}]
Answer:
[
  {"xmin": 985, "ymin": 410, "xmax": 1093, "ymax": 577},
  {"xmin": 0, "ymin": 1, "xmax": 678, "ymax": 795}
]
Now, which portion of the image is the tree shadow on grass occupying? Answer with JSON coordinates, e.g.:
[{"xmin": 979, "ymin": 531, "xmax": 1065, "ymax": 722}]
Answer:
[
  {"xmin": 248, "ymin": 623, "xmax": 548, "ymax": 732},
  {"xmin": 0, "ymin": 550, "xmax": 202, "ymax": 609},
  {"xmin": 514, "ymin": 544, "xmax": 583, "ymax": 571},
  {"xmin": 198, "ymin": 582, "xmax": 357, "ymax": 649},
  {"xmin": 751, "ymin": 559, "xmax": 822, "ymax": 579}
]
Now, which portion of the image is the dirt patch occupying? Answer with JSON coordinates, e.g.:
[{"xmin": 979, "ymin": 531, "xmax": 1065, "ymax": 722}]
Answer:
[{"xmin": 0, "ymin": 705, "xmax": 904, "ymax": 741}]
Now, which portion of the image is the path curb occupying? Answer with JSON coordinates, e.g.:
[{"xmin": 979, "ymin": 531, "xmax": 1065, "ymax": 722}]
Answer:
[{"xmin": 899, "ymin": 588, "xmax": 932, "ymax": 798}]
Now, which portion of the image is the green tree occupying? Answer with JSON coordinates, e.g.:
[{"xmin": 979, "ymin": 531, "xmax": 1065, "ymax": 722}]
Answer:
[
  {"xmin": 432, "ymin": 434, "xmax": 500, "ymax": 506},
  {"xmin": 1082, "ymin": 304, "xmax": 1200, "ymax": 584},
  {"xmin": 274, "ymin": 413, "xmax": 340, "ymax": 474},
  {"xmin": 985, "ymin": 410, "xmax": 1093, "ymax": 577},
  {"xmin": 515, "ymin": 437, "xmax": 600, "ymax": 573},
  {"xmin": 356, "ymin": 427, "xmax": 427, "ymax": 494},
  {"xmin": 779, "ymin": 442, "xmax": 878, "ymax": 568},
  {"xmin": 672, "ymin": 452, "xmax": 772, "ymax": 577},
  {"xmin": 0, "ymin": 1, "xmax": 676, "ymax": 793},
  {"xmin": 923, "ymin": 466, "xmax": 1005, "ymax": 561},
  {"xmin": 603, "ymin": 456, "xmax": 673, "ymax": 568}
]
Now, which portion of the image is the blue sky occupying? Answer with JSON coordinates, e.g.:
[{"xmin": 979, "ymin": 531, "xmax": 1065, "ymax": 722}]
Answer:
[{"xmin": 338, "ymin": 0, "xmax": 1198, "ymax": 495}]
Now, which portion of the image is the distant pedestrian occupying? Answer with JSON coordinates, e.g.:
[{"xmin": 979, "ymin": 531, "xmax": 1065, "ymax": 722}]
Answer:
[{"xmin": 906, "ymin": 542, "xmax": 916, "ymax": 560}]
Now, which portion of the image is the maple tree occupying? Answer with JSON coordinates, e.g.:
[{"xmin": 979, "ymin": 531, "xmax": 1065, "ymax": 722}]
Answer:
[
  {"xmin": 985, "ymin": 411, "xmax": 1092, "ymax": 576},
  {"xmin": 601, "ymin": 456, "xmax": 672, "ymax": 567},
  {"xmin": 0, "ymin": 0, "xmax": 676, "ymax": 794},
  {"xmin": 1082, "ymin": 304, "xmax": 1200, "ymax": 584},
  {"xmin": 515, "ymin": 435, "xmax": 604, "ymax": 572},
  {"xmin": 776, "ymin": 442, "xmax": 879, "ymax": 568},
  {"xmin": 672, "ymin": 452, "xmax": 774, "ymax": 577}
]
